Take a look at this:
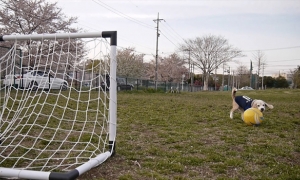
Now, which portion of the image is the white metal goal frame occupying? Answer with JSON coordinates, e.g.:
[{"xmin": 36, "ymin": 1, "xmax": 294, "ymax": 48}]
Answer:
[{"xmin": 0, "ymin": 31, "xmax": 117, "ymax": 180}]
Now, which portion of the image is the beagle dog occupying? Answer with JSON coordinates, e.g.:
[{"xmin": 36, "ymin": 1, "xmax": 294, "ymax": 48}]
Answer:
[{"xmin": 230, "ymin": 88, "xmax": 274, "ymax": 119}]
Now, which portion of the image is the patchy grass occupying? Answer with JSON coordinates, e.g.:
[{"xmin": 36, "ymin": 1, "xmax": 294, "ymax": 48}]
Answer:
[
  {"xmin": 81, "ymin": 89, "xmax": 300, "ymax": 180},
  {"xmin": 1, "ymin": 89, "xmax": 300, "ymax": 180},
  {"xmin": 0, "ymin": 89, "xmax": 109, "ymax": 172}
]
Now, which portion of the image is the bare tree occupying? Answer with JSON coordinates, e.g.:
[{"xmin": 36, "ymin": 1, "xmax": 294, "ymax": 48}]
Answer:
[
  {"xmin": 117, "ymin": 47, "xmax": 145, "ymax": 78},
  {"xmin": 180, "ymin": 35, "xmax": 243, "ymax": 90},
  {"xmin": 0, "ymin": 0, "xmax": 83, "ymax": 69},
  {"xmin": 252, "ymin": 50, "xmax": 266, "ymax": 89},
  {"xmin": 289, "ymin": 66, "xmax": 300, "ymax": 89}
]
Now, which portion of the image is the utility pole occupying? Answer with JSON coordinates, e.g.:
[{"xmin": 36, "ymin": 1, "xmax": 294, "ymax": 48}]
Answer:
[
  {"xmin": 221, "ymin": 63, "xmax": 224, "ymax": 91},
  {"xmin": 153, "ymin": 13, "xmax": 164, "ymax": 90},
  {"xmin": 250, "ymin": 60, "xmax": 253, "ymax": 88},
  {"xmin": 184, "ymin": 49, "xmax": 191, "ymax": 91},
  {"xmin": 255, "ymin": 71, "xmax": 258, "ymax": 89},
  {"xmin": 227, "ymin": 67, "xmax": 230, "ymax": 91},
  {"xmin": 232, "ymin": 70, "xmax": 235, "ymax": 88},
  {"xmin": 257, "ymin": 57, "xmax": 261, "ymax": 90},
  {"xmin": 191, "ymin": 62, "xmax": 194, "ymax": 92},
  {"xmin": 262, "ymin": 63, "xmax": 265, "ymax": 90},
  {"xmin": 188, "ymin": 50, "xmax": 191, "ymax": 80},
  {"xmin": 214, "ymin": 57, "xmax": 217, "ymax": 91}
]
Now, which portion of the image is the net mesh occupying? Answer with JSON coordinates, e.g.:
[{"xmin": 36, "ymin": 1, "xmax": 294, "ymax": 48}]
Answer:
[{"xmin": 0, "ymin": 34, "xmax": 112, "ymax": 172}]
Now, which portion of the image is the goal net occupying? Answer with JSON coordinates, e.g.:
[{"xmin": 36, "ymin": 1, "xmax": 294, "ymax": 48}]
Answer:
[{"xmin": 0, "ymin": 32, "xmax": 117, "ymax": 180}]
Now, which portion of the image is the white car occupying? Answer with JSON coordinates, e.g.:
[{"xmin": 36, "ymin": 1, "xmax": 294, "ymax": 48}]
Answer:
[
  {"xmin": 239, "ymin": 86, "xmax": 254, "ymax": 90},
  {"xmin": 4, "ymin": 71, "xmax": 68, "ymax": 91}
]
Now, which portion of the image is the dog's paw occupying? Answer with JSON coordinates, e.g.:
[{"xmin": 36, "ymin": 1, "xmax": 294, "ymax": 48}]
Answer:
[{"xmin": 266, "ymin": 104, "xmax": 274, "ymax": 109}]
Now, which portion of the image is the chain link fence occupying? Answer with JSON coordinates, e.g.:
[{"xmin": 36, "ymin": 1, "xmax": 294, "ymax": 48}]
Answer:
[{"xmin": 119, "ymin": 77, "xmax": 218, "ymax": 92}]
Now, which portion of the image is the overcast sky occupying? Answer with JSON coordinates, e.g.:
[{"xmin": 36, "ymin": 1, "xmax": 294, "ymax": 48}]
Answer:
[{"xmin": 55, "ymin": 0, "xmax": 300, "ymax": 76}]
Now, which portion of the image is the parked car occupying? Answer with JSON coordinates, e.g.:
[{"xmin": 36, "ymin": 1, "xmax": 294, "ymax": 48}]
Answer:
[
  {"xmin": 100, "ymin": 77, "xmax": 134, "ymax": 91},
  {"xmin": 239, "ymin": 86, "xmax": 254, "ymax": 90},
  {"xmin": 4, "ymin": 71, "xmax": 68, "ymax": 91},
  {"xmin": 82, "ymin": 81, "xmax": 92, "ymax": 88},
  {"xmin": 117, "ymin": 77, "xmax": 134, "ymax": 91}
]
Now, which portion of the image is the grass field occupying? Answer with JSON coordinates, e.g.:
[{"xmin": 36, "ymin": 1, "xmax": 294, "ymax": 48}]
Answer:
[{"xmin": 79, "ymin": 89, "xmax": 300, "ymax": 180}]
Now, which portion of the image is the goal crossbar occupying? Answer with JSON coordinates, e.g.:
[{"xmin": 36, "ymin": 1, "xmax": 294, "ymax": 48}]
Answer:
[
  {"xmin": 0, "ymin": 31, "xmax": 117, "ymax": 46},
  {"xmin": 0, "ymin": 31, "xmax": 117, "ymax": 180}
]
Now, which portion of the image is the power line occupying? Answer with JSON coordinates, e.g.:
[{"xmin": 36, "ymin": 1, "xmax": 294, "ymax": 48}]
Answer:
[
  {"xmin": 267, "ymin": 58, "xmax": 300, "ymax": 62},
  {"xmin": 159, "ymin": 31, "xmax": 180, "ymax": 49},
  {"xmin": 160, "ymin": 23, "xmax": 181, "ymax": 43},
  {"xmin": 92, "ymin": 0, "xmax": 154, "ymax": 30},
  {"xmin": 242, "ymin": 46, "xmax": 300, "ymax": 52},
  {"xmin": 119, "ymin": 37, "xmax": 155, "ymax": 51},
  {"xmin": 164, "ymin": 21, "xmax": 185, "ymax": 42},
  {"xmin": 159, "ymin": 24, "xmax": 185, "ymax": 49},
  {"xmin": 91, "ymin": 0, "xmax": 185, "ymax": 55},
  {"xmin": 264, "ymin": 65, "xmax": 299, "ymax": 67},
  {"xmin": 88, "ymin": 0, "xmax": 173, "ymax": 59}
]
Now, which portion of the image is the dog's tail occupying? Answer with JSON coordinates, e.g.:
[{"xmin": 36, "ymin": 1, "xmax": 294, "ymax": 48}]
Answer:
[{"xmin": 231, "ymin": 87, "xmax": 237, "ymax": 101}]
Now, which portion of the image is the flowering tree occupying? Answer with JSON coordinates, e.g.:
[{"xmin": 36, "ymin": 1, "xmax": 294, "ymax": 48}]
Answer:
[
  {"xmin": 0, "ymin": 0, "xmax": 82, "ymax": 67},
  {"xmin": 116, "ymin": 47, "xmax": 145, "ymax": 78},
  {"xmin": 146, "ymin": 53, "xmax": 188, "ymax": 83}
]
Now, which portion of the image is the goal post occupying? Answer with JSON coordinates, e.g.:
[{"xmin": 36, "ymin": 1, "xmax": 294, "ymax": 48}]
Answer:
[{"xmin": 0, "ymin": 31, "xmax": 117, "ymax": 180}]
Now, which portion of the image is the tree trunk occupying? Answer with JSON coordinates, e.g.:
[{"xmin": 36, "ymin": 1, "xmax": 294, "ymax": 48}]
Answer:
[{"xmin": 203, "ymin": 74, "xmax": 209, "ymax": 90}]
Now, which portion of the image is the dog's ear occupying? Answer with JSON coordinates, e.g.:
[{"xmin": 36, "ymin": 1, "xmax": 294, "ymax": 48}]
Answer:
[
  {"xmin": 265, "ymin": 102, "xmax": 274, "ymax": 109},
  {"xmin": 251, "ymin": 100, "xmax": 258, "ymax": 108}
]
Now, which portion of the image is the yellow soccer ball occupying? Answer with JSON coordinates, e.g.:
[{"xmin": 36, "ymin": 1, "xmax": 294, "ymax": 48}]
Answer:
[{"xmin": 242, "ymin": 108, "xmax": 264, "ymax": 126}]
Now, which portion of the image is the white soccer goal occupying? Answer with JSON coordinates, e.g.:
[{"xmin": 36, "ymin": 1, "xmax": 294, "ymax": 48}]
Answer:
[{"xmin": 0, "ymin": 32, "xmax": 117, "ymax": 180}]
